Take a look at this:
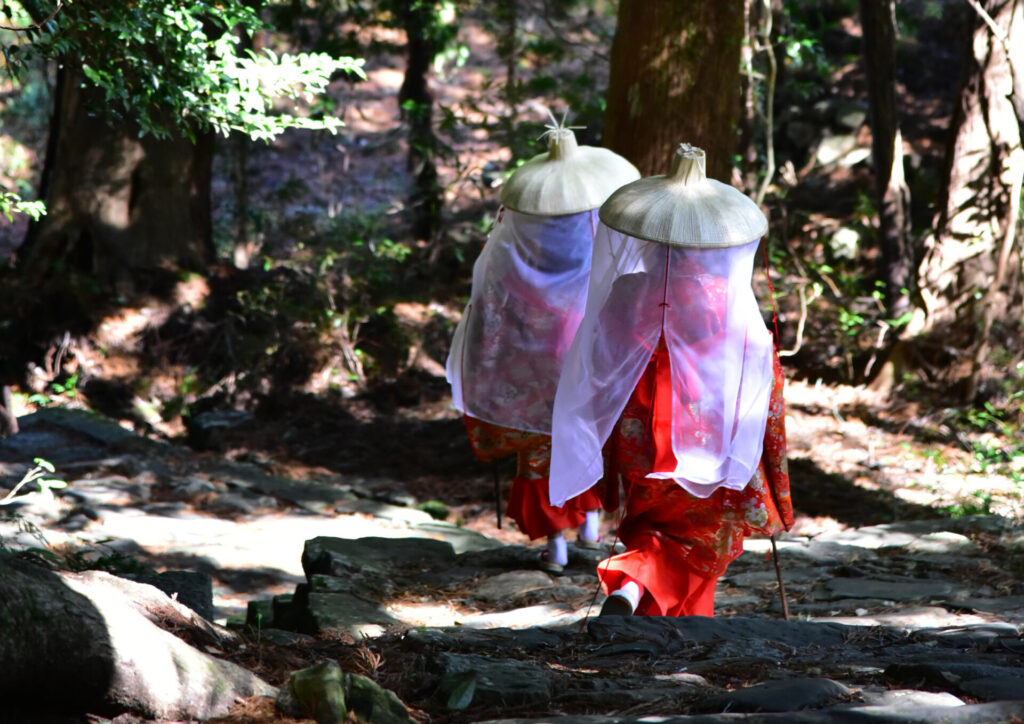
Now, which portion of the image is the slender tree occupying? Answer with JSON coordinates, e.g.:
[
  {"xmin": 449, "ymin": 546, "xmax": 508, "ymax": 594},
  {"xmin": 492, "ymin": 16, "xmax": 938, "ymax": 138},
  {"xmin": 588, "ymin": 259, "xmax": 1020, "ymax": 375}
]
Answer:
[
  {"xmin": 859, "ymin": 0, "xmax": 912, "ymax": 318},
  {"xmin": 394, "ymin": 0, "xmax": 452, "ymax": 240},
  {"xmin": 602, "ymin": 0, "xmax": 745, "ymax": 179}
]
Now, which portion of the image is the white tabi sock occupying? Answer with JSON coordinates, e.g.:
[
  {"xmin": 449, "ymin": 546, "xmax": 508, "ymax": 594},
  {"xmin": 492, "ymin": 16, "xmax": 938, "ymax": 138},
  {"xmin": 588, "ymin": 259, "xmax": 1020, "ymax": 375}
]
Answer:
[
  {"xmin": 578, "ymin": 510, "xmax": 600, "ymax": 543},
  {"xmin": 612, "ymin": 580, "xmax": 642, "ymax": 612},
  {"xmin": 546, "ymin": 534, "xmax": 568, "ymax": 567}
]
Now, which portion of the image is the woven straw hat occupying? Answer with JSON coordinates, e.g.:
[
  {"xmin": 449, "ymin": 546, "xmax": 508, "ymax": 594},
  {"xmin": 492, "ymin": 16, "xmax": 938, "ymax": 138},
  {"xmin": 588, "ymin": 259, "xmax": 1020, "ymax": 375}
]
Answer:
[
  {"xmin": 599, "ymin": 144, "xmax": 767, "ymax": 248},
  {"xmin": 500, "ymin": 120, "xmax": 640, "ymax": 217}
]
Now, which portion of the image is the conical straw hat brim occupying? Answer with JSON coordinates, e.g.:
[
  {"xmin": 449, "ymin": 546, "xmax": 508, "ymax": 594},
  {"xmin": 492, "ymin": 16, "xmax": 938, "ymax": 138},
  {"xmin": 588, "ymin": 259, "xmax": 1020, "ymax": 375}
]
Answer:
[
  {"xmin": 599, "ymin": 176, "xmax": 767, "ymax": 248},
  {"xmin": 501, "ymin": 146, "xmax": 641, "ymax": 217}
]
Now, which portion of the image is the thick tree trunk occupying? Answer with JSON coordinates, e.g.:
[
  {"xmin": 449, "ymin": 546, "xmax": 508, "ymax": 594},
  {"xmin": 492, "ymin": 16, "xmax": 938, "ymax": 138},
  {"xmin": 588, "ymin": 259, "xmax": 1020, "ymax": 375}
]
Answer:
[
  {"xmin": 859, "ymin": 0, "xmax": 913, "ymax": 318},
  {"xmin": 603, "ymin": 0, "xmax": 745, "ymax": 179},
  {"xmin": 16, "ymin": 64, "xmax": 214, "ymax": 308},
  {"xmin": 0, "ymin": 64, "xmax": 214, "ymax": 381},
  {"xmin": 0, "ymin": 559, "xmax": 272, "ymax": 719},
  {"xmin": 913, "ymin": 0, "xmax": 1024, "ymax": 398}
]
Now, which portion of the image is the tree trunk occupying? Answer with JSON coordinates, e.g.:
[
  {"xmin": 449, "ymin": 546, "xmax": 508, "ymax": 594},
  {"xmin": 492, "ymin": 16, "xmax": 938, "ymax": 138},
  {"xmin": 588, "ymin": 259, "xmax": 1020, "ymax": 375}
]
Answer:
[
  {"xmin": 397, "ymin": 3, "xmax": 441, "ymax": 241},
  {"xmin": 603, "ymin": 0, "xmax": 745, "ymax": 179},
  {"xmin": 15, "ymin": 64, "xmax": 214, "ymax": 312},
  {"xmin": 0, "ymin": 385, "xmax": 16, "ymax": 437},
  {"xmin": 913, "ymin": 0, "xmax": 1024, "ymax": 399},
  {"xmin": 495, "ymin": 0, "xmax": 521, "ymax": 155},
  {"xmin": 859, "ymin": 0, "xmax": 913, "ymax": 318},
  {"xmin": 0, "ymin": 559, "xmax": 272, "ymax": 719}
]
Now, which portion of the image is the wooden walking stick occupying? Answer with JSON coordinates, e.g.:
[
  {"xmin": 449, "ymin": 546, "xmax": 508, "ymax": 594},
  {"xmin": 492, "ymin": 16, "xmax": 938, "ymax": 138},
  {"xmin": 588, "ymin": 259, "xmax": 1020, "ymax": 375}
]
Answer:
[
  {"xmin": 770, "ymin": 534, "xmax": 790, "ymax": 620},
  {"xmin": 492, "ymin": 463, "xmax": 502, "ymax": 529}
]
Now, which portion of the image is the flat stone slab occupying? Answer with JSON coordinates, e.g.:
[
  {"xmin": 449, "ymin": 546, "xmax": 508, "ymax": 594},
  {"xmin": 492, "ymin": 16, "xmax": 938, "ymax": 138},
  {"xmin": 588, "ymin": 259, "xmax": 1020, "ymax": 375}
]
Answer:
[
  {"xmin": 302, "ymin": 536, "xmax": 455, "ymax": 578},
  {"xmin": 472, "ymin": 571, "xmax": 555, "ymax": 602},
  {"xmin": 411, "ymin": 521, "xmax": 504, "ymax": 553},
  {"xmin": 961, "ymin": 676, "xmax": 1024, "ymax": 701},
  {"xmin": 335, "ymin": 498, "xmax": 436, "ymax": 525},
  {"xmin": 477, "ymin": 701, "xmax": 1024, "ymax": 722},
  {"xmin": 299, "ymin": 591, "xmax": 399, "ymax": 637},
  {"xmin": 817, "ymin": 605, "xmax": 989, "ymax": 629},
  {"xmin": 859, "ymin": 688, "xmax": 965, "ymax": 707},
  {"xmin": 948, "ymin": 595, "xmax": 1024, "ymax": 615},
  {"xmin": 773, "ymin": 539, "xmax": 879, "ymax": 565},
  {"xmin": 820, "ymin": 577, "xmax": 970, "ymax": 602},
  {"xmin": 910, "ymin": 622, "xmax": 1021, "ymax": 647},
  {"xmin": 700, "ymin": 677, "xmax": 852, "ymax": 713},
  {"xmin": 436, "ymin": 653, "xmax": 553, "ymax": 707},
  {"xmin": 455, "ymin": 603, "xmax": 583, "ymax": 629}
]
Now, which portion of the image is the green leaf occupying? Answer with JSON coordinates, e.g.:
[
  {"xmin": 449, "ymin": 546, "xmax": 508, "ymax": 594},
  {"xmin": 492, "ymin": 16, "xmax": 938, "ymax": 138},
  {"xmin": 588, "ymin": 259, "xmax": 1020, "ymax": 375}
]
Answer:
[{"xmin": 444, "ymin": 671, "xmax": 477, "ymax": 710}]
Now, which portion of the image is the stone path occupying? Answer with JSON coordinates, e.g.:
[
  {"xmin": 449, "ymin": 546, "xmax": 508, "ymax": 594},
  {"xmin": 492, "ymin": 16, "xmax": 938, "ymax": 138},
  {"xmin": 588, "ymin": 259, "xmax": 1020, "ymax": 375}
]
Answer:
[{"xmin": 2, "ymin": 408, "xmax": 1024, "ymax": 722}]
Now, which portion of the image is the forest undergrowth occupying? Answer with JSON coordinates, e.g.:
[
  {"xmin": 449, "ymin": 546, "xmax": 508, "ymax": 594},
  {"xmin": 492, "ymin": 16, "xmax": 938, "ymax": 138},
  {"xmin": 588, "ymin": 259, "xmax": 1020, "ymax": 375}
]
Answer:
[{"xmin": 0, "ymin": 0, "xmax": 1022, "ymax": 535}]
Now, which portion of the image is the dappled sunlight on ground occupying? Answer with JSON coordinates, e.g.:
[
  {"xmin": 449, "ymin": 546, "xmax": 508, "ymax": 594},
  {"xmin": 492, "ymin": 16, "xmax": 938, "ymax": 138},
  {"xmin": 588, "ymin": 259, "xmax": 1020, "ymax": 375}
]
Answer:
[{"xmin": 785, "ymin": 378, "xmax": 1024, "ymax": 522}]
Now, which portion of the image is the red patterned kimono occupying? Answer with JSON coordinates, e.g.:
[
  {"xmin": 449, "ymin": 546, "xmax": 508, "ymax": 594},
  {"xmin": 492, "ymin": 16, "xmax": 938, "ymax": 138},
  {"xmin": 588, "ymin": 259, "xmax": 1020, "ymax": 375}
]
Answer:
[
  {"xmin": 463, "ymin": 418, "xmax": 605, "ymax": 539},
  {"xmin": 598, "ymin": 344, "xmax": 793, "ymax": 616}
]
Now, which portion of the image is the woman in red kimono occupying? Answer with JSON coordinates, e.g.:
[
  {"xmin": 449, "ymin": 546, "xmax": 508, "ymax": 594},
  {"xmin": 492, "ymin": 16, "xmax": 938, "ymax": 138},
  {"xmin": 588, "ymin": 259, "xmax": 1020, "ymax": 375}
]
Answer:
[
  {"xmin": 447, "ymin": 120, "xmax": 638, "ymax": 571},
  {"xmin": 549, "ymin": 144, "xmax": 793, "ymax": 614}
]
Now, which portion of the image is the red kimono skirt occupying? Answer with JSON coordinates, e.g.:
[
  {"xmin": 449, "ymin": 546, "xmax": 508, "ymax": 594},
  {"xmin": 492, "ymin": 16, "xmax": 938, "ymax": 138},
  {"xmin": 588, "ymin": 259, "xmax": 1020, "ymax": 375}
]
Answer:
[
  {"xmin": 597, "ymin": 341, "xmax": 793, "ymax": 616},
  {"xmin": 464, "ymin": 416, "xmax": 606, "ymax": 539}
]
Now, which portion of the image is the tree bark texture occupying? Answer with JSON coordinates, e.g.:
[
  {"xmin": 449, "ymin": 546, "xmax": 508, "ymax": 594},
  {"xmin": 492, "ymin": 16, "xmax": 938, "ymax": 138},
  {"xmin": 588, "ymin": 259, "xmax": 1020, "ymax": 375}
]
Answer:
[
  {"xmin": 0, "ymin": 385, "xmax": 17, "ymax": 437},
  {"xmin": 914, "ymin": 0, "xmax": 1024, "ymax": 394},
  {"xmin": 859, "ymin": 0, "xmax": 913, "ymax": 317},
  {"xmin": 0, "ymin": 560, "xmax": 273, "ymax": 719},
  {"xmin": 397, "ymin": 3, "xmax": 441, "ymax": 240},
  {"xmin": 603, "ymin": 0, "xmax": 745, "ymax": 179},
  {"xmin": 16, "ymin": 64, "xmax": 214, "ymax": 303}
]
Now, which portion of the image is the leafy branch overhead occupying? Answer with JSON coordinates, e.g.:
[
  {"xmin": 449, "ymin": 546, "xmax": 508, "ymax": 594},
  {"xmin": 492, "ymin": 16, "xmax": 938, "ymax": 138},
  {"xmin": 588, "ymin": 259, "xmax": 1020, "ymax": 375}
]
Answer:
[{"xmin": 2, "ymin": 0, "xmax": 366, "ymax": 142}]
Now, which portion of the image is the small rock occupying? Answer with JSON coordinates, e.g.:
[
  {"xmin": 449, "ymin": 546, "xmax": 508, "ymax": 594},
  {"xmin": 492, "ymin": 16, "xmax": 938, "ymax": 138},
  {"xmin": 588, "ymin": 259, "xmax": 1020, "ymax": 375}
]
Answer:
[
  {"xmin": 203, "ymin": 492, "xmax": 258, "ymax": 517},
  {"xmin": 816, "ymin": 134, "xmax": 859, "ymax": 165},
  {"xmin": 57, "ymin": 510, "xmax": 95, "ymax": 532},
  {"xmin": 184, "ymin": 409, "xmax": 253, "ymax": 451},
  {"xmin": 374, "ymin": 488, "xmax": 417, "ymax": 507},
  {"xmin": 128, "ymin": 570, "xmax": 214, "ymax": 621},
  {"xmin": 345, "ymin": 672, "xmax": 410, "ymax": 724},
  {"xmin": 285, "ymin": 660, "xmax": 346, "ymax": 724},
  {"xmin": 170, "ymin": 475, "xmax": 219, "ymax": 497},
  {"xmin": 829, "ymin": 227, "xmax": 860, "ymax": 260}
]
